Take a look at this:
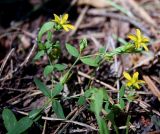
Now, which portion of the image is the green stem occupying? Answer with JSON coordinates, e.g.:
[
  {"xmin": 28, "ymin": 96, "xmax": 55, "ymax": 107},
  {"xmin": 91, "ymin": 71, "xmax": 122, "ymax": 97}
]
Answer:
[
  {"xmin": 125, "ymin": 115, "xmax": 131, "ymax": 134},
  {"xmin": 60, "ymin": 56, "xmax": 80, "ymax": 85}
]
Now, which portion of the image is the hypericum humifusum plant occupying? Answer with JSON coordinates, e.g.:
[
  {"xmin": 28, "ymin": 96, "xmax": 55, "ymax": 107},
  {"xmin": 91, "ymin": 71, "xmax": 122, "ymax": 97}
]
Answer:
[{"xmin": 2, "ymin": 13, "xmax": 150, "ymax": 134}]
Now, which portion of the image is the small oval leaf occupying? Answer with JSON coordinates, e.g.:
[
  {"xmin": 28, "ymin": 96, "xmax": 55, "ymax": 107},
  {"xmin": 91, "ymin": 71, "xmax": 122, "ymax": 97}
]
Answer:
[
  {"xmin": 80, "ymin": 57, "xmax": 98, "ymax": 67},
  {"xmin": 2, "ymin": 109, "xmax": 17, "ymax": 131},
  {"xmin": 34, "ymin": 78, "xmax": 51, "ymax": 98},
  {"xmin": 38, "ymin": 21, "xmax": 55, "ymax": 41},
  {"xmin": 44, "ymin": 65, "xmax": 54, "ymax": 76},
  {"xmin": 52, "ymin": 100, "xmax": 65, "ymax": 119},
  {"xmin": 66, "ymin": 43, "xmax": 79, "ymax": 57},
  {"xmin": 8, "ymin": 117, "xmax": 33, "ymax": 134}
]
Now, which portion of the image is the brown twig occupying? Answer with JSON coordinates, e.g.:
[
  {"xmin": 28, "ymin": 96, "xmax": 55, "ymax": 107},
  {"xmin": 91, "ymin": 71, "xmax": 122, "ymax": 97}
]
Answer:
[
  {"xmin": 16, "ymin": 110, "xmax": 98, "ymax": 131},
  {"xmin": 0, "ymin": 48, "xmax": 15, "ymax": 77},
  {"xmin": 56, "ymin": 106, "xmax": 86, "ymax": 134},
  {"xmin": 20, "ymin": 42, "xmax": 37, "ymax": 67},
  {"xmin": 53, "ymin": 107, "xmax": 78, "ymax": 134},
  {"xmin": 78, "ymin": 71, "xmax": 118, "ymax": 91},
  {"xmin": 133, "ymin": 100, "xmax": 160, "ymax": 116}
]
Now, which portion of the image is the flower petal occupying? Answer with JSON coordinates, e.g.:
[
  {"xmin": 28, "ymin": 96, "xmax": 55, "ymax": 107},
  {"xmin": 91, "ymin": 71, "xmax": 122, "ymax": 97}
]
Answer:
[
  {"xmin": 123, "ymin": 71, "xmax": 131, "ymax": 80},
  {"xmin": 128, "ymin": 34, "xmax": 137, "ymax": 41},
  {"xmin": 127, "ymin": 81, "xmax": 133, "ymax": 87},
  {"xmin": 142, "ymin": 37, "xmax": 149, "ymax": 43},
  {"xmin": 52, "ymin": 19, "xmax": 59, "ymax": 23},
  {"xmin": 133, "ymin": 72, "xmax": 139, "ymax": 81},
  {"xmin": 142, "ymin": 43, "xmax": 149, "ymax": 51},
  {"xmin": 136, "ymin": 29, "xmax": 141, "ymax": 40},
  {"xmin": 53, "ymin": 14, "xmax": 61, "ymax": 23},
  {"xmin": 65, "ymin": 24, "xmax": 75, "ymax": 30},
  {"xmin": 62, "ymin": 14, "xmax": 69, "ymax": 24},
  {"xmin": 137, "ymin": 80, "xmax": 145, "ymax": 84},
  {"xmin": 134, "ymin": 83, "xmax": 140, "ymax": 89},
  {"xmin": 62, "ymin": 25, "xmax": 69, "ymax": 32}
]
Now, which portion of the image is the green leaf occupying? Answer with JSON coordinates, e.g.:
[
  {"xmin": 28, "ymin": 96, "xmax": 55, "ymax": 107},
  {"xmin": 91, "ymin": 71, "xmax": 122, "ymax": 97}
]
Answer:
[
  {"xmin": 119, "ymin": 85, "xmax": 125, "ymax": 97},
  {"xmin": 47, "ymin": 46, "xmax": 53, "ymax": 54},
  {"xmin": 47, "ymin": 31, "xmax": 52, "ymax": 42},
  {"xmin": 84, "ymin": 88, "xmax": 97, "ymax": 98},
  {"xmin": 2, "ymin": 109, "xmax": 17, "ymax": 131},
  {"xmin": 106, "ymin": 111, "xmax": 115, "ymax": 124},
  {"xmin": 60, "ymin": 71, "xmax": 72, "ymax": 85},
  {"xmin": 8, "ymin": 117, "xmax": 33, "ymax": 134},
  {"xmin": 77, "ymin": 96, "xmax": 86, "ymax": 106},
  {"xmin": 97, "ymin": 117, "xmax": 109, "ymax": 134},
  {"xmin": 51, "ymin": 83, "xmax": 63, "ymax": 97},
  {"xmin": 44, "ymin": 65, "xmax": 54, "ymax": 76},
  {"xmin": 80, "ymin": 57, "xmax": 98, "ymax": 67},
  {"xmin": 119, "ymin": 98, "xmax": 125, "ymax": 109},
  {"xmin": 66, "ymin": 43, "xmax": 79, "ymax": 57},
  {"xmin": 52, "ymin": 100, "xmax": 65, "ymax": 119},
  {"xmin": 102, "ymin": 89, "xmax": 109, "ymax": 101},
  {"xmin": 95, "ymin": 55, "xmax": 102, "ymax": 64},
  {"xmin": 38, "ymin": 21, "xmax": 55, "ymax": 41},
  {"xmin": 90, "ymin": 89, "xmax": 104, "ymax": 116},
  {"xmin": 34, "ymin": 78, "xmax": 51, "ymax": 98},
  {"xmin": 28, "ymin": 109, "xmax": 42, "ymax": 121},
  {"xmin": 53, "ymin": 64, "xmax": 66, "ymax": 71},
  {"xmin": 106, "ymin": 111, "xmax": 118, "ymax": 134},
  {"xmin": 79, "ymin": 38, "xmax": 87, "ymax": 52},
  {"xmin": 99, "ymin": 47, "xmax": 106, "ymax": 54},
  {"xmin": 45, "ymin": 41, "xmax": 52, "ymax": 49},
  {"xmin": 85, "ymin": 88, "xmax": 110, "ymax": 134},
  {"xmin": 38, "ymin": 42, "xmax": 46, "ymax": 50},
  {"xmin": 105, "ymin": 102, "xmax": 111, "ymax": 113},
  {"xmin": 33, "ymin": 50, "xmax": 45, "ymax": 60}
]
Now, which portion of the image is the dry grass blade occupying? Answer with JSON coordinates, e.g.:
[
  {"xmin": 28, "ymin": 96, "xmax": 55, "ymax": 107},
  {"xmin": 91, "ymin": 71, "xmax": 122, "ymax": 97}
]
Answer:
[{"xmin": 143, "ymin": 75, "xmax": 160, "ymax": 99}]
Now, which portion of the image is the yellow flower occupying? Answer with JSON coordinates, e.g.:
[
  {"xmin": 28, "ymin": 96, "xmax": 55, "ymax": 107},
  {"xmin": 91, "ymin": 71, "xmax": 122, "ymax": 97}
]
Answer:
[
  {"xmin": 52, "ymin": 14, "xmax": 75, "ymax": 32},
  {"xmin": 123, "ymin": 71, "xmax": 145, "ymax": 89},
  {"xmin": 128, "ymin": 29, "xmax": 149, "ymax": 51}
]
